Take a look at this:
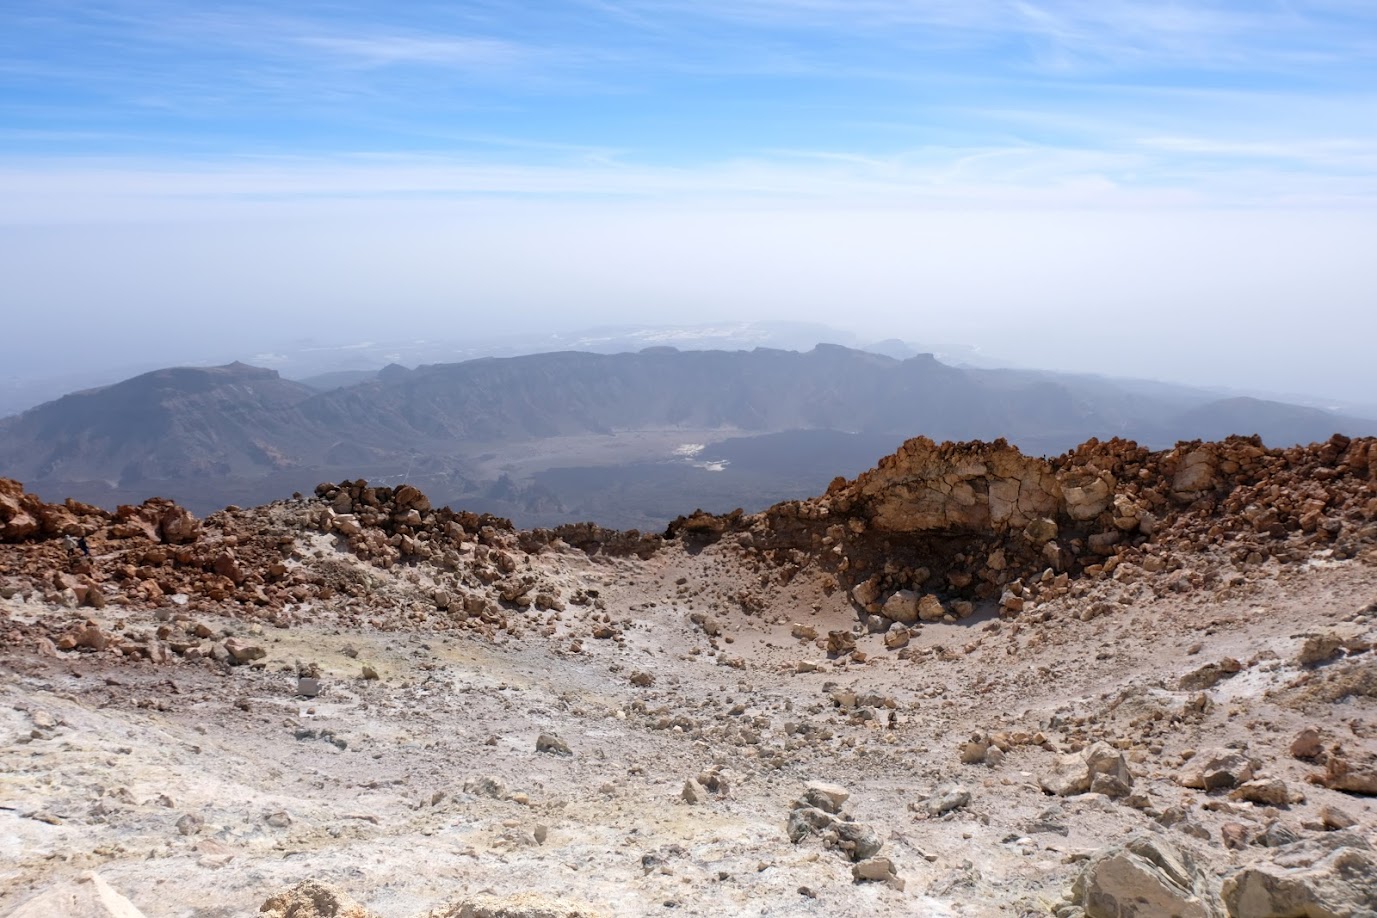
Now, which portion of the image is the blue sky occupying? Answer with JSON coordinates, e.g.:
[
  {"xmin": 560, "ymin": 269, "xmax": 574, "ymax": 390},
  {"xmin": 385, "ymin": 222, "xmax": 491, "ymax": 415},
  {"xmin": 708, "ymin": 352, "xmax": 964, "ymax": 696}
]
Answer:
[
  {"xmin": 1, "ymin": 2, "xmax": 1376, "ymax": 398},
  {"xmin": 4, "ymin": 1, "xmax": 1376, "ymax": 197}
]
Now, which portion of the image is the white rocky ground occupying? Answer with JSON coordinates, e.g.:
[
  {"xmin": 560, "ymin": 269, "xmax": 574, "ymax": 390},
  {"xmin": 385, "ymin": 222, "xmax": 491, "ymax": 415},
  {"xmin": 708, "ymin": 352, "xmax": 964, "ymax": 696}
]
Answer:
[{"xmin": 3, "ymin": 528, "xmax": 1375, "ymax": 917}]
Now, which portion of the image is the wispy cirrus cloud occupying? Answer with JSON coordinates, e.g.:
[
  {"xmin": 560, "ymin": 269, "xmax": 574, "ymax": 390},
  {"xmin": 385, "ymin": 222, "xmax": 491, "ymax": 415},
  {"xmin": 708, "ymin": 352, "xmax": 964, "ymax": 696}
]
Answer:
[
  {"xmin": 0, "ymin": 1, "xmax": 575, "ymax": 115},
  {"xmin": 1138, "ymin": 135, "xmax": 1377, "ymax": 169},
  {"xmin": 5, "ymin": 134, "xmax": 1377, "ymax": 235},
  {"xmin": 582, "ymin": 0, "xmax": 1377, "ymax": 71},
  {"xmin": 294, "ymin": 34, "xmax": 531, "ymax": 70}
]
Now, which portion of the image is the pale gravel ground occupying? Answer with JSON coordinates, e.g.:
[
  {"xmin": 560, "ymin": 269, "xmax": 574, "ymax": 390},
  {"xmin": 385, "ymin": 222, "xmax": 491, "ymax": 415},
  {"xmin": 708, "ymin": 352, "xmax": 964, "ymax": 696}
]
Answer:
[{"xmin": 2, "ymin": 537, "xmax": 1375, "ymax": 917}]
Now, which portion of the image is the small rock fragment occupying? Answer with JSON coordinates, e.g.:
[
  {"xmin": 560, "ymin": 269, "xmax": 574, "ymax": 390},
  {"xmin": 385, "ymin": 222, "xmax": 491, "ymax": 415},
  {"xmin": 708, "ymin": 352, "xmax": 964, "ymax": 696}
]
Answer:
[
  {"xmin": 536, "ymin": 733, "xmax": 572, "ymax": 756},
  {"xmin": 922, "ymin": 782, "xmax": 972, "ymax": 817},
  {"xmin": 1229, "ymin": 778, "xmax": 1291, "ymax": 807},
  {"xmin": 175, "ymin": 813, "xmax": 204, "ymax": 836}
]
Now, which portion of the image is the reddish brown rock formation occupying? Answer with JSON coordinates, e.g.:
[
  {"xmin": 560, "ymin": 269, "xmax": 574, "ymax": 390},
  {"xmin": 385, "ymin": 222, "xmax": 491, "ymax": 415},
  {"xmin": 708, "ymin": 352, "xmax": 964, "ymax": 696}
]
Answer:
[
  {"xmin": 1, "ymin": 478, "xmax": 109, "ymax": 541},
  {"xmin": 667, "ymin": 434, "xmax": 1377, "ymax": 619}
]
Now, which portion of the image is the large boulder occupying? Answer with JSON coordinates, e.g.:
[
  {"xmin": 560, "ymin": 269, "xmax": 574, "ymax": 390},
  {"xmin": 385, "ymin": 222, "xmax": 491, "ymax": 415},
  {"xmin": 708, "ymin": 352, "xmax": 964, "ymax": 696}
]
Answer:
[
  {"xmin": 1229, "ymin": 778, "xmax": 1293, "ymax": 807},
  {"xmin": 852, "ymin": 856, "xmax": 902, "ymax": 886},
  {"xmin": 1221, "ymin": 841, "xmax": 1377, "ymax": 918},
  {"xmin": 1071, "ymin": 834, "xmax": 1219, "ymax": 918},
  {"xmin": 392, "ymin": 483, "xmax": 431, "ymax": 512},
  {"xmin": 213, "ymin": 550, "xmax": 246, "ymax": 584},
  {"xmin": 834, "ymin": 820, "xmax": 883, "ymax": 861},
  {"xmin": 1295, "ymin": 626, "xmax": 1371, "ymax": 666},
  {"xmin": 826, "ymin": 630, "xmax": 856, "ymax": 656},
  {"xmin": 46, "ymin": 507, "xmax": 85, "ymax": 536}
]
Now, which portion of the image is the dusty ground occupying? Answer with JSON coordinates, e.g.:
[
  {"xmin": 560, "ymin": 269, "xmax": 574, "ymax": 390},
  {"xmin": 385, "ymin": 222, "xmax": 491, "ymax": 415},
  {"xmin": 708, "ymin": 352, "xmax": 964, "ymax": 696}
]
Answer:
[{"xmin": 3, "ymin": 527, "xmax": 1374, "ymax": 916}]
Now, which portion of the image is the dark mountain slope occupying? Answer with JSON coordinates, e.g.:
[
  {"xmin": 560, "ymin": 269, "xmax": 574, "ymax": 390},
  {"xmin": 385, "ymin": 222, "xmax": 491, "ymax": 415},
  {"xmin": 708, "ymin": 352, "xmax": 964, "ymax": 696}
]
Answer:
[
  {"xmin": 1, "ymin": 346, "xmax": 1372, "ymax": 523},
  {"xmin": 1167, "ymin": 396, "xmax": 1377, "ymax": 445},
  {"xmin": 298, "ymin": 346, "xmax": 1101, "ymax": 446},
  {"xmin": 0, "ymin": 363, "xmax": 315, "ymax": 485}
]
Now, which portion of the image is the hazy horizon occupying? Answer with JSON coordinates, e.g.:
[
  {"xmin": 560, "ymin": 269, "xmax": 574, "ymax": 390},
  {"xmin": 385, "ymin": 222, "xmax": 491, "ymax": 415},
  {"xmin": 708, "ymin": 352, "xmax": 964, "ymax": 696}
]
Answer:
[
  {"xmin": 4, "ymin": 320, "xmax": 1377, "ymax": 428},
  {"xmin": 3, "ymin": 2, "xmax": 1375, "ymax": 403}
]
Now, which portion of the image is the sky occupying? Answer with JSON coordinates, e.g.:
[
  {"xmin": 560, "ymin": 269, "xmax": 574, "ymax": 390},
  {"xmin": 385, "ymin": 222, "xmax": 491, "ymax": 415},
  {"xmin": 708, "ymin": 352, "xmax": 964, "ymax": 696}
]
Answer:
[{"xmin": 1, "ymin": 1, "xmax": 1376, "ymax": 400}]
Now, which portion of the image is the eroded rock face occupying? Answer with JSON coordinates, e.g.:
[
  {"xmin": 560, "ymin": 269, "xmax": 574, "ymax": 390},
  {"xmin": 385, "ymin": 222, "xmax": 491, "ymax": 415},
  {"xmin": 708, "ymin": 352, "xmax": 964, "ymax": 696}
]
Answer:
[
  {"xmin": 847, "ymin": 438, "xmax": 1062, "ymax": 534},
  {"xmin": 0, "ymin": 476, "xmax": 643, "ymax": 648},
  {"xmin": 1071, "ymin": 835, "xmax": 1220, "ymax": 918}
]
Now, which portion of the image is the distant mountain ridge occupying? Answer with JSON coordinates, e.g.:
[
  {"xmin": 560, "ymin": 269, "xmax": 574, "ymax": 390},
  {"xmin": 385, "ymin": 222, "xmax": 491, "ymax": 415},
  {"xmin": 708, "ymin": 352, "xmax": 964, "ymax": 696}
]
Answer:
[
  {"xmin": 6, "ymin": 362, "xmax": 314, "ymax": 483},
  {"xmin": 1, "ymin": 345, "xmax": 1373, "ymax": 522}
]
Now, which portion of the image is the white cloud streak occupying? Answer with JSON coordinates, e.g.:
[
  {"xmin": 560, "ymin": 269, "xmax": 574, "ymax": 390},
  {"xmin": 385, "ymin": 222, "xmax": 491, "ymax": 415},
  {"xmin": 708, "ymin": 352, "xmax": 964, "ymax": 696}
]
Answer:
[
  {"xmin": 3, "ymin": 136, "xmax": 1375, "ymax": 230},
  {"xmin": 293, "ymin": 34, "xmax": 531, "ymax": 70},
  {"xmin": 584, "ymin": 0, "xmax": 1377, "ymax": 72}
]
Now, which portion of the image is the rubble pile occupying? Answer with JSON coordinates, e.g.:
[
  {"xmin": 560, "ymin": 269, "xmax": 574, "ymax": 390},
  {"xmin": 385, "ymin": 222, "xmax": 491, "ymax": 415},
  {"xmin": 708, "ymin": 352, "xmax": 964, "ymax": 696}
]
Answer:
[{"xmin": 0, "ymin": 475, "xmax": 656, "ymax": 657}]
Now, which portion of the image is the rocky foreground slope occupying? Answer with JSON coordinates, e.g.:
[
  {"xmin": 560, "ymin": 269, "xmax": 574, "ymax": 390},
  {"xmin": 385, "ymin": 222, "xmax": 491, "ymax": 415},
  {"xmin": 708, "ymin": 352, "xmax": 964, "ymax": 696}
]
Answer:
[{"xmin": 1, "ymin": 434, "xmax": 1375, "ymax": 917}]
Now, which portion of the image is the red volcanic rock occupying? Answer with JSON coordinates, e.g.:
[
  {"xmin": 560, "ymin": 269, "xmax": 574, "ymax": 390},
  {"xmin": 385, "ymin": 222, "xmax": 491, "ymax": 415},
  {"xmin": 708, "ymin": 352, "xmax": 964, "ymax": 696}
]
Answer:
[
  {"xmin": 1, "ymin": 478, "xmax": 111, "ymax": 542},
  {"xmin": 665, "ymin": 433, "xmax": 1377, "ymax": 612},
  {"xmin": 112, "ymin": 499, "xmax": 201, "ymax": 544},
  {"xmin": 0, "ymin": 479, "xmax": 40, "ymax": 541}
]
